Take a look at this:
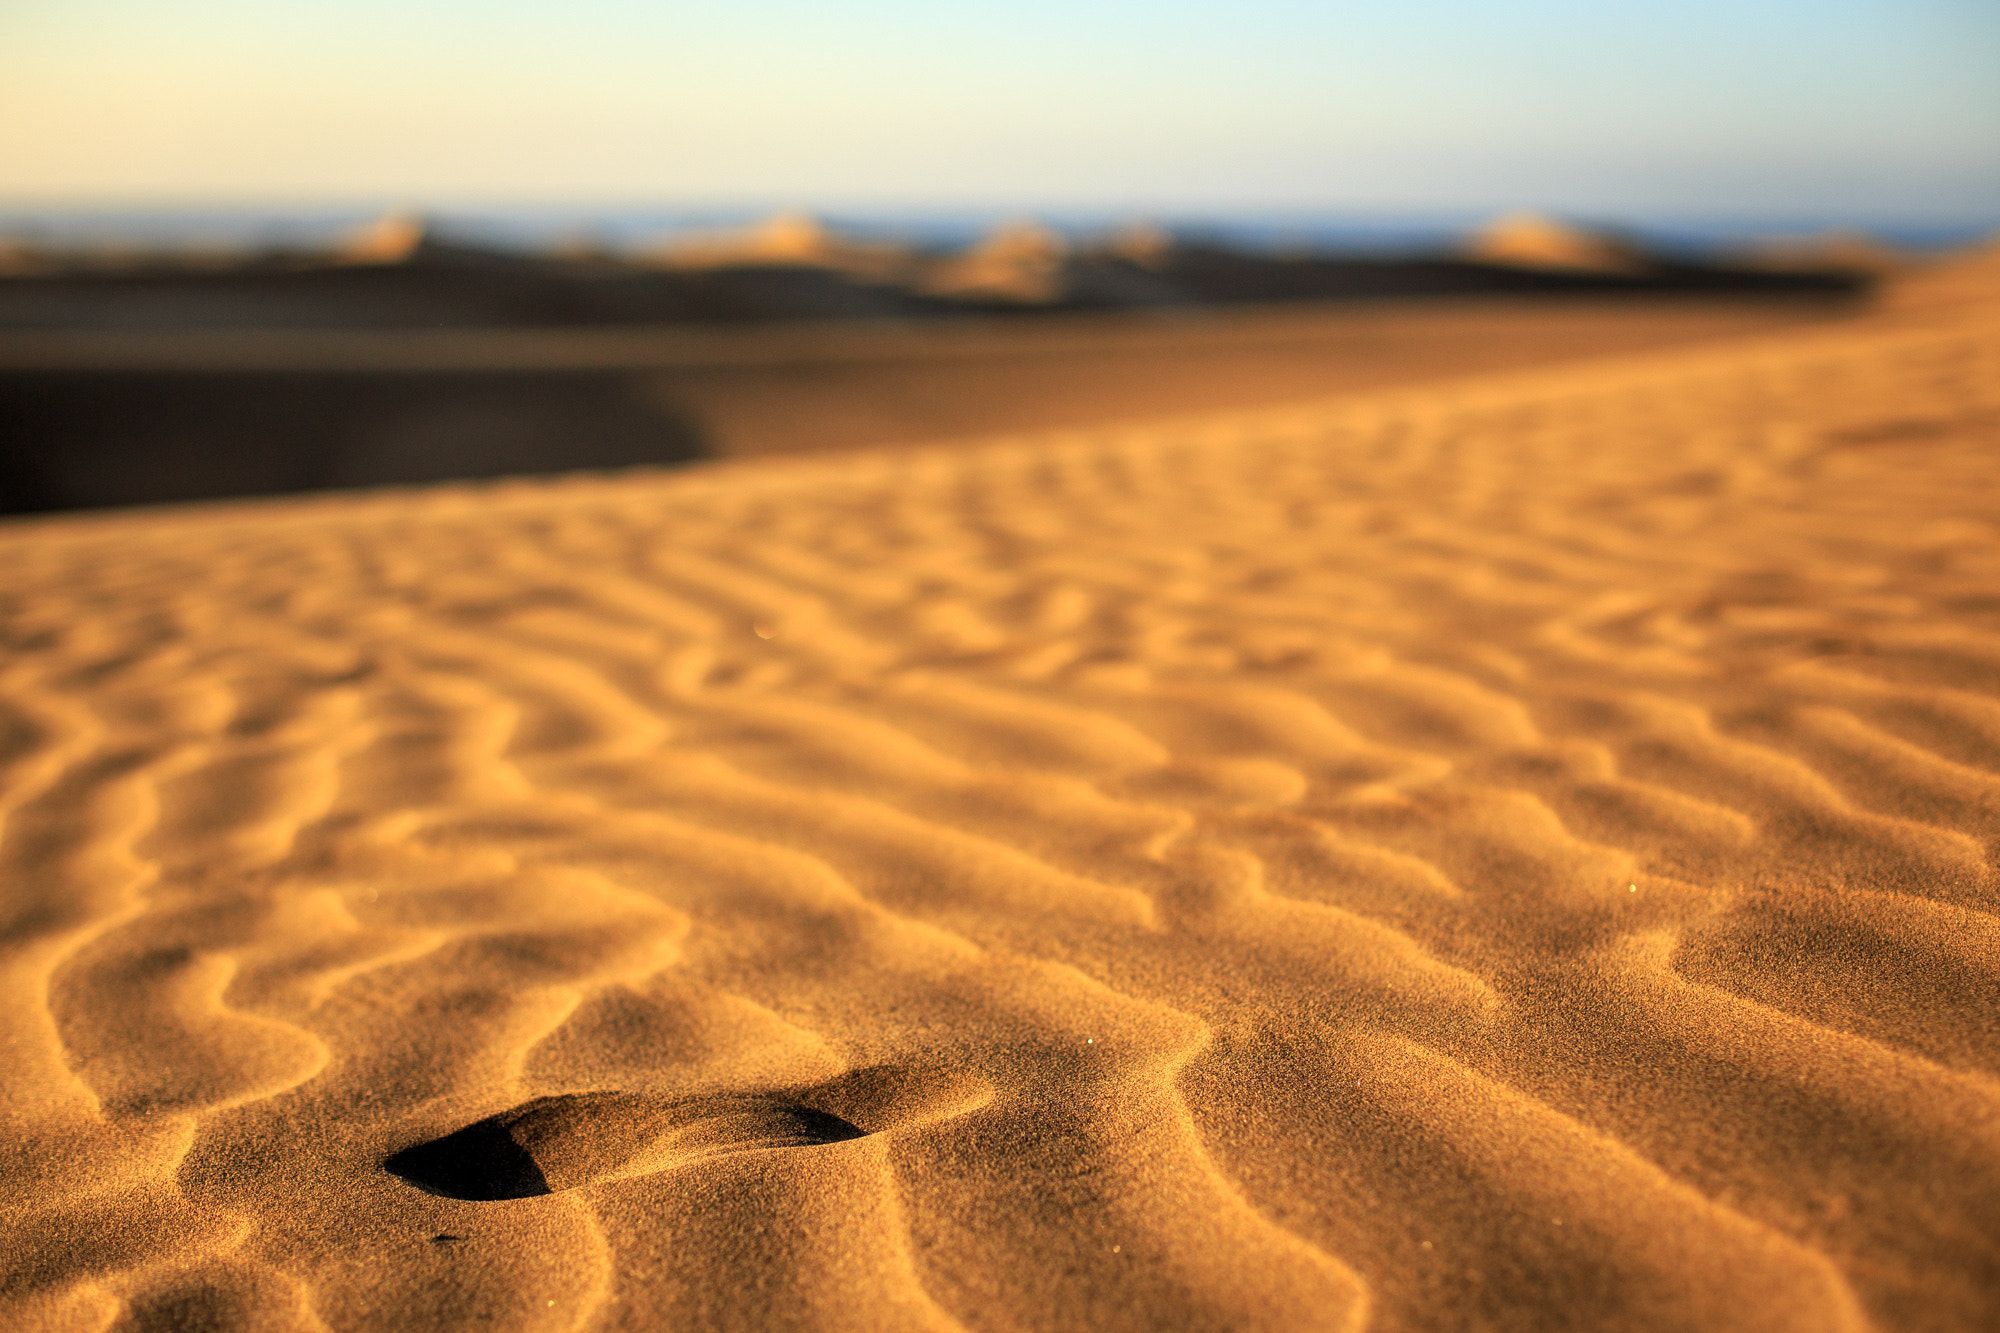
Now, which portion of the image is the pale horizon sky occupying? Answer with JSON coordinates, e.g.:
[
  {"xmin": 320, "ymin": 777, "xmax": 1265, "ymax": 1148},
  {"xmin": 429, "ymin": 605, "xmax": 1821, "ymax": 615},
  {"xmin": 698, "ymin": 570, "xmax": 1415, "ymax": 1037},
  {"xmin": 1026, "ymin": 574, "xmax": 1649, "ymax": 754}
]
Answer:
[{"xmin": 3, "ymin": 0, "xmax": 1996, "ymax": 223}]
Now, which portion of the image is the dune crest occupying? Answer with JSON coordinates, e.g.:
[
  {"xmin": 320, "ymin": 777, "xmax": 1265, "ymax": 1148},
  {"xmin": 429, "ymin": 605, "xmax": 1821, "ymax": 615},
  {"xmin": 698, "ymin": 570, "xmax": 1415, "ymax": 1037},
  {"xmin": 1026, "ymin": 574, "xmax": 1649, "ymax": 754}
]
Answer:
[
  {"xmin": 650, "ymin": 212, "xmax": 917, "ymax": 283},
  {"xmin": 921, "ymin": 220, "xmax": 1073, "ymax": 302},
  {"xmin": 1466, "ymin": 211, "xmax": 1647, "ymax": 273},
  {"xmin": 333, "ymin": 211, "xmax": 433, "ymax": 265},
  {"xmin": 1, "ymin": 287, "xmax": 1998, "ymax": 1328}
]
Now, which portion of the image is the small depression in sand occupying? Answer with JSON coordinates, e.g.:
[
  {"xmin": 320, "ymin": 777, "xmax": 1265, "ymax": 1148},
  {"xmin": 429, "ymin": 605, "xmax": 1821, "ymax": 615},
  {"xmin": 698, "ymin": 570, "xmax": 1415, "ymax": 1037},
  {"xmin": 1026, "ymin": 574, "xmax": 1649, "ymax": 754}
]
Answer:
[{"xmin": 386, "ymin": 1066, "xmax": 988, "ymax": 1200}]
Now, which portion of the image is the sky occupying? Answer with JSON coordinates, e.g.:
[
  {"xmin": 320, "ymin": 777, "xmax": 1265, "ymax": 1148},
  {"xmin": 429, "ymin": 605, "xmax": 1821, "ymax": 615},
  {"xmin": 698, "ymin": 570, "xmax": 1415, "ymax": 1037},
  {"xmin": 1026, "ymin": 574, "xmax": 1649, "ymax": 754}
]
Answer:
[{"xmin": 2, "ymin": 0, "xmax": 1996, "ymax": 223}]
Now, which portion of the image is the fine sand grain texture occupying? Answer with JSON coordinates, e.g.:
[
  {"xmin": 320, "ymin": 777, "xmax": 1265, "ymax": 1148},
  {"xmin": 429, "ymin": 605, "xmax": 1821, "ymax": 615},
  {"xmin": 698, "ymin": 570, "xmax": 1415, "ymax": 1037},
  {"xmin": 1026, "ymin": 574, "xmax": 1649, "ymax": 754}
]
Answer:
[{"xmin": 1, "ymin": 291, "xmax": 1998, "ymax": 1330}]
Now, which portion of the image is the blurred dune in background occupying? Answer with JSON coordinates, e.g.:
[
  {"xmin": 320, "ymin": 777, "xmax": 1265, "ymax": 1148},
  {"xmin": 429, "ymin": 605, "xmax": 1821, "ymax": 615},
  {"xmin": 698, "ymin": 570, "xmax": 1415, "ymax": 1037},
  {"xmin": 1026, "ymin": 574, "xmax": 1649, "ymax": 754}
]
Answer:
[{"xmin": 0, "ymin": 211, "xmax": 1914, "ymax": 515}]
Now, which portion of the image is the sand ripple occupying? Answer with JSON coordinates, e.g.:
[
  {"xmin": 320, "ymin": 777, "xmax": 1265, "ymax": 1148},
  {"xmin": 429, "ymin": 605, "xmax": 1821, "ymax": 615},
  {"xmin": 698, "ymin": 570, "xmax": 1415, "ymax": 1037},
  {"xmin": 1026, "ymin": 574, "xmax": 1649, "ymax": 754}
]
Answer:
[{"xmin": 2, "ymin": 307, "xmax": 1999, "ymax": 1328}]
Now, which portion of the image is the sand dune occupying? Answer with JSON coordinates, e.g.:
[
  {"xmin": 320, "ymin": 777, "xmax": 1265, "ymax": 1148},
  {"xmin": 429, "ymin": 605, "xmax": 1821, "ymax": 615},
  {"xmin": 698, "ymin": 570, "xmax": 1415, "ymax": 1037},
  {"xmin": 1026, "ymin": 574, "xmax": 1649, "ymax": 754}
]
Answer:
[
  {"xmin": 1464, "ymin": 213, "xmax": 1647, "ymax": 274},
  {"xmin": 1, "ymin": 296, "xmax": 1861, "ymax": 513},
  {"xmin": 1, "ymin": 286, "xmax": 1998, "ymax": 1329},
  {"xmin": 649, "ymin": 213, "xmax": 919, "ymax": 285}
]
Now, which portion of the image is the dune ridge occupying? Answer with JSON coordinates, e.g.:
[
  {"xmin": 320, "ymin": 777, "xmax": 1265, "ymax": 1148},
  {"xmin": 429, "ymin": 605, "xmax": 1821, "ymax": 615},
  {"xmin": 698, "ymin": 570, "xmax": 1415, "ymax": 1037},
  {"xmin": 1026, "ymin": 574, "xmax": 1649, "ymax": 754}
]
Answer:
[{"xmin": 1, "ymin": 294, "xmax": 1998, "ymax": 1330}]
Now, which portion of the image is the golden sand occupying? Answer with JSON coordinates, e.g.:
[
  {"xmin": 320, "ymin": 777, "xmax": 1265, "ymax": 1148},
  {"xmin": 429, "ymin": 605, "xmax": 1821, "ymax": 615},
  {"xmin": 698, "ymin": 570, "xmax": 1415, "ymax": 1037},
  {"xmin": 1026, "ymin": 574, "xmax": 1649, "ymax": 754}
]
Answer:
[{"xmin": 1, "ymin": 291, "xmax": 1997, "ymax": 1329}]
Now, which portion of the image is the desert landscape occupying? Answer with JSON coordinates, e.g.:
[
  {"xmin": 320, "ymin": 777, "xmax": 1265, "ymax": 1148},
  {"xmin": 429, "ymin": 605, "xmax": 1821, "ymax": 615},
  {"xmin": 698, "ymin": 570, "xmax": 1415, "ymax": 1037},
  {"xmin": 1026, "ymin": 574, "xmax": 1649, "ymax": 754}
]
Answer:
[
  {"xmin": 0, "ymin": 224, "xmax": 1997, "ymax": 1330},
  {"xmin": 0, "ymin": 214, "xmax": 1871, "ymax": 514}
]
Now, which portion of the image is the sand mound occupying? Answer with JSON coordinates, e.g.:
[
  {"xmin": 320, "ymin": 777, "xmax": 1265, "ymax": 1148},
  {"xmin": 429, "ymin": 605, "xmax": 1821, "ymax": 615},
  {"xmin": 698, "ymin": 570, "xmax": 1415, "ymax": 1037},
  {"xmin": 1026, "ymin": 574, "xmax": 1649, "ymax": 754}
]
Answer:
[
  {"xmin": 651, "ymin": 213, "xmax": 916, "ymax": 283},
  {"xmin": 922, "ymin": 220, "xmax": 1074, "ymax": 302},
  {"xmin": 1, "ymin": 296, "xmax": 1998, "ymax": 1329},
  {"xmin": 1467, "ymin": 212, "xmax": 1648, "ymax": 273},
  {"xmin": 1097, "ymin": 222, "xmax": 1179, "ymax": 268},
  {"xmin": 333, "ymin": 211, "xmax": 433, "ymax": 265},
  {"xmin": 329, "ymin": 213, "xmax": 520, "ymax": 269}
]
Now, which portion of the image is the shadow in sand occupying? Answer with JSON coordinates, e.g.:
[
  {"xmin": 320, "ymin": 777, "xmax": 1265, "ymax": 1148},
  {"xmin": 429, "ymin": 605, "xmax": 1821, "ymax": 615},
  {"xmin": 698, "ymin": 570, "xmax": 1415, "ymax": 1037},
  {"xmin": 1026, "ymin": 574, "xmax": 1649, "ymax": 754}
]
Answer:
[
  {"xmin": 385, "ymin": 1065, "xmax": 990, "ymax": 1200},
  {"xmin": 0, "ymin": 367, "xmax": 710, "ymax": 514}
]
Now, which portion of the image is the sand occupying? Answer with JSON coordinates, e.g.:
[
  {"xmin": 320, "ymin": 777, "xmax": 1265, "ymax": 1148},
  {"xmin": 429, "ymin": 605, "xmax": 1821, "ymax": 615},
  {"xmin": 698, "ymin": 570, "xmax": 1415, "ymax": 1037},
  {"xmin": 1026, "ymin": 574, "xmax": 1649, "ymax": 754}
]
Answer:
[
  {"xmin": 1, "ymin": 285, "xmax": 1998, "ymax": 1330},
  {"xmin": 3, "ymin": 296, "xmax": 1858, "ymax": 513}
]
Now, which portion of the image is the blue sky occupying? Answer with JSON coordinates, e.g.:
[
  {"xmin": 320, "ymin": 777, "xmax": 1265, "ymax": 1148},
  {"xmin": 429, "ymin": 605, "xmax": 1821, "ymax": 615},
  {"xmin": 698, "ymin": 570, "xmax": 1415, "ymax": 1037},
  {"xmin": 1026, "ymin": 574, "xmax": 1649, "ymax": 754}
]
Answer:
[{"xmin": 2, "ymin": 0, "xmax": 1995, "ymax": 221}]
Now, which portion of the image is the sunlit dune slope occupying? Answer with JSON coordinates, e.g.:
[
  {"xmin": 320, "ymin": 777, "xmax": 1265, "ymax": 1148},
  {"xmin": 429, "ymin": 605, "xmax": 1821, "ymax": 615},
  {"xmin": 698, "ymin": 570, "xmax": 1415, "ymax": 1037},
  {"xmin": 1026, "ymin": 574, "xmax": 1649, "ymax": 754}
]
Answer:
[{"xmin": 1, "ymin": 289, "xmax": 1997, "ymax": 1330}]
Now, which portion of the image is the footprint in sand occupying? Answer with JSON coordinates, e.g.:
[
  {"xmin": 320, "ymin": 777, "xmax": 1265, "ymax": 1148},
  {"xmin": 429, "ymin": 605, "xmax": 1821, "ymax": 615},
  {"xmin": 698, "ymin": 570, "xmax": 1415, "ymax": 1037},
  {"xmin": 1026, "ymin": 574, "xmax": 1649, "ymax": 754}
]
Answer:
[{"xmin": 385, "ymin": 1064, "xmax": 989, "ymax": 1200}]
